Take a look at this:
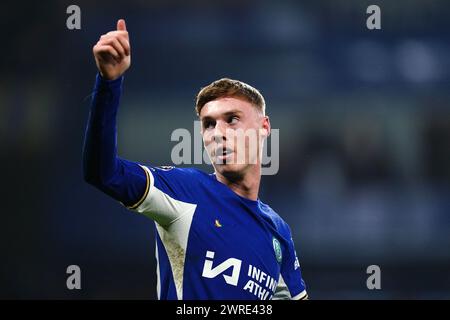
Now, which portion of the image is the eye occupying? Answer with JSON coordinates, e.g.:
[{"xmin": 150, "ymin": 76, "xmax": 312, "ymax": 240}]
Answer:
[
  {"xmin": 203, "ymin": 120, "xmax": 215, "ymax": 130},
  {"xmin": 228, "ymin": 116, "xmax": 239, "ymax": 125}
]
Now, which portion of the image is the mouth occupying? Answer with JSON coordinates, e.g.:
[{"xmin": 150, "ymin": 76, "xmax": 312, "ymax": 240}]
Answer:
[{"xmin": 214, "ymin": 146, "xmax": 234, "ymax": 163}]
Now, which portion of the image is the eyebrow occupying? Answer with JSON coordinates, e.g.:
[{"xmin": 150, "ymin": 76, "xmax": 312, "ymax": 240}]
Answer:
[{"xmin": 201, "ymin": 110, "xmax": 244, "ymax": 121}]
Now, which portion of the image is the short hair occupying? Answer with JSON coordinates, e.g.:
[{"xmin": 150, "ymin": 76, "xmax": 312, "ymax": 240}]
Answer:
[{"xmin": 195, "ymin": 78, "xmax": 266, "ymax": 116}]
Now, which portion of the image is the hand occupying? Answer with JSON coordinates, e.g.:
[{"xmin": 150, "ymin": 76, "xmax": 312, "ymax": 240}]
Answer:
[{"xmin": 93, "ymin": 19, "xmax": 131, "ymax": 80}]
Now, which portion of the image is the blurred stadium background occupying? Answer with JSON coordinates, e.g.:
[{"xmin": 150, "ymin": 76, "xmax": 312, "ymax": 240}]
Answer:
[{"xmin": 1, "ymin": 0, "xmax": 449, "ymax": 299}]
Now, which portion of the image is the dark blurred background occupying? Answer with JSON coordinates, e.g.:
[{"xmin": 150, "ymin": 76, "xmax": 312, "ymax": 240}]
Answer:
[{"xmin": 1, "ymin": 0, "xmax": 449, "ymax": 299}]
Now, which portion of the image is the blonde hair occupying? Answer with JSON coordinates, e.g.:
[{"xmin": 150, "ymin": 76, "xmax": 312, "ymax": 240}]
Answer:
[{"xmin": 196, "ymin": 78, "xmax": 266, "ymax": 116}]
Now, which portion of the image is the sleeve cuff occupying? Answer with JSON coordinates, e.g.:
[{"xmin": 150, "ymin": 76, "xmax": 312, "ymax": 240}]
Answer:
[{"xmin": 95, "ymin": 73, "xmax": 124, "ymax": 90}]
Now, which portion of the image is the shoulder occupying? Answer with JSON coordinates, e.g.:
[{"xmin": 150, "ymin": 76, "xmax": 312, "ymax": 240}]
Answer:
[
  {"xmin": 141, "ymin": 165, "xmax": 215, "ymax": 197},
  {"xmin": 260, "ymin": 201, "xmax": 292, "ymax": 241},
  {"xmin": 146, "ymin": 165, "xmax": 211, "ymax": 180},
  {"xmin": 258, "ymin": 201, "xmax": 292, "ymax": 237}
]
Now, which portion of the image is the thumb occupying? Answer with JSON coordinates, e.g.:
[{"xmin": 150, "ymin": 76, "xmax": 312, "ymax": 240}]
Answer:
[{"xmin": 117, "ymin": 19, "xmax": 127, "ymax": 31}]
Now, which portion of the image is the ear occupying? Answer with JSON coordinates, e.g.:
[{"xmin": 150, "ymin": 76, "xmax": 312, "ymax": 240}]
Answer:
[{"xmin": 261, "ymin": 116, "xmax": 271, "ymax": 138}]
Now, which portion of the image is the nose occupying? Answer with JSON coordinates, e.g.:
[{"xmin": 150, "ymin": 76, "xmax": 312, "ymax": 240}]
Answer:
[{"xmin": 213, "ymin": 120, "xmax": 227, "ymax": 143}]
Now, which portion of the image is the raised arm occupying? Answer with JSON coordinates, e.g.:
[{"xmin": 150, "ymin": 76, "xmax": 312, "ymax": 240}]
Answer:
[{"xmin": 83, "ymin": 19, "xmax": 148, "ymax": 208}]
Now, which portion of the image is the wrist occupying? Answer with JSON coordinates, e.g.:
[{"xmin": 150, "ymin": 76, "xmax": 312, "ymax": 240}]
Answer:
[
  {"xmin": 98, "ymin": 72, "xmax": 123, "ymax": 82},
  {"xmin": 95, "ymin": 73, "xmax": 124, "ymax": 92}
]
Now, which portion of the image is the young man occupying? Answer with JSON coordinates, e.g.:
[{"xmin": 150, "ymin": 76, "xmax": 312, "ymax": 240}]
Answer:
[{"xmin": 83, "ymin": 19, "xmax": 308, "ymax": 300}]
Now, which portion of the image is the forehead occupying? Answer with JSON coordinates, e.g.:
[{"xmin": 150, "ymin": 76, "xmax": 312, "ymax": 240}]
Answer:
[{"xmin": 199, "ymin": 97, "xmax": 256, "ymax": 119}]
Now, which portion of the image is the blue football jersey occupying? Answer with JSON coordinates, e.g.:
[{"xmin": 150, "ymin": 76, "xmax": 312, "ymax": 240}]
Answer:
[{"xmin": 128, "ymin": 165, "xmax": 307, "ymax": 300}]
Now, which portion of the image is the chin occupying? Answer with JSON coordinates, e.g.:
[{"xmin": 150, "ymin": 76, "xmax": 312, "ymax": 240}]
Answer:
[{"xmin": 214, "ymin": 163, "xmax": 249, "ymax": 181}]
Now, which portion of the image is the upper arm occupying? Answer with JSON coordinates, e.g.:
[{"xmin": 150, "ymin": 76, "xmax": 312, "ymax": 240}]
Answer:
[
  {"xmin": 273, "ymin": 275, "xmax": 308, "ymax": 300},
  {"xmin": 127, "ymin": 166, "xmax": 198, "ymax": 228},
  {"xmin": 85, "ymin": 157, "xmax": 148, "ymax": 208},
  {"xmin": 272, "ymin": 228, "xmax": 308, "ymax": 300}
]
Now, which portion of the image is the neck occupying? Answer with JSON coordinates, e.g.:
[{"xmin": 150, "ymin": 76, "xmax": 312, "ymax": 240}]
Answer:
[{"xmin": 214, "ymin": 165, "xmax": 261, "ymax": 201}]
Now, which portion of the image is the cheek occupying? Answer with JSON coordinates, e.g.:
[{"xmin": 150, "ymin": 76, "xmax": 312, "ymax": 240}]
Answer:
[
  {"xmin": 202, "ymin": 132, "xmax": 214, "ymax": 148},
  {"xmin": 241, "ymin": 118, "xmax": 260, "ymax": 131}
]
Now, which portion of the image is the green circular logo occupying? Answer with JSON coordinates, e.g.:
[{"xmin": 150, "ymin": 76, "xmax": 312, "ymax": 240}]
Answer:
[{"xmin": 272, "ymin": 237, "xmax": 282, "ymax": 263}]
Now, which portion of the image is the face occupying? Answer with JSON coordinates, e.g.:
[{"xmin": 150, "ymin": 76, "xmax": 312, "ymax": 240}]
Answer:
[{"xmin": 200, "ymin": 97, "xmax": 270, "ymax": 179}]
